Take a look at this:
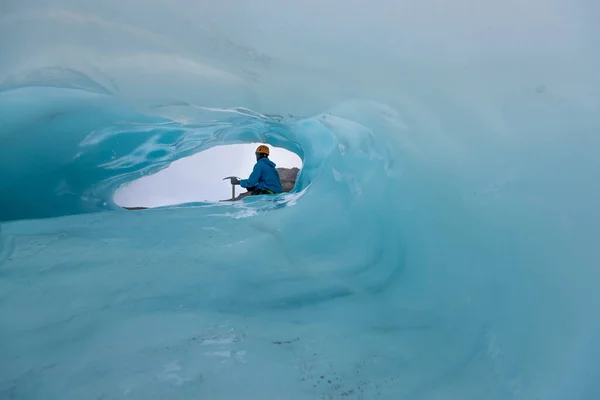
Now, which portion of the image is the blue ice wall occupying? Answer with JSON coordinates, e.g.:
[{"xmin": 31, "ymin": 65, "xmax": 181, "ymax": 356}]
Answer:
[{"xmin": 1, "ymin": 1, "xmax": 600, "ymax": 399}]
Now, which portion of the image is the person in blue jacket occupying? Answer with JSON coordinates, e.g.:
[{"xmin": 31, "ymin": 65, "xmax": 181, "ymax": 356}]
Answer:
[{"xmin": 231, "ymin": 145, "xmax": 283, "ymax": 195}]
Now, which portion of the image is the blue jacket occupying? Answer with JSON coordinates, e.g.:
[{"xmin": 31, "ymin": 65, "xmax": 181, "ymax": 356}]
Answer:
[{"xmin": 240, "ymin": 157, "xmax": 283, "ymax": 193}]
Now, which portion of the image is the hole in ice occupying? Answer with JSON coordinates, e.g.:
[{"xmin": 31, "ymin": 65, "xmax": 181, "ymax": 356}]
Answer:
[{"xmin": 113, "ymin": 143, "xmax": 302, "ymax": 209}]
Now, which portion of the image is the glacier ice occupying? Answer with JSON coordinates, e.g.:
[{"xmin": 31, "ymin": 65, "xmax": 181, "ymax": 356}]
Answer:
[{"xmin": 1, "ymin": 0, "xmax": 600, "ymax": 399}]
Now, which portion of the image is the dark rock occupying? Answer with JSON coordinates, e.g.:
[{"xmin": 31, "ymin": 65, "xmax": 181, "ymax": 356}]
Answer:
[{"xmin": 277, "ymin": 167, "xmax": 300, "ymax": 192}]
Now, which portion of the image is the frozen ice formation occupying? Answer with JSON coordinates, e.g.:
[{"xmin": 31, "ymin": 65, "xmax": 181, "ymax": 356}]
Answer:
[{"xmin": 1, "ymin": 0, "xmax": 600, "ymax": 399}]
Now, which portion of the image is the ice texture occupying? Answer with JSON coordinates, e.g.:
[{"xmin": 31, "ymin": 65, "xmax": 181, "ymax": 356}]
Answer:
[{"xmin": 1, "ymin": 0, "xmax": 600, "ymax": 399}]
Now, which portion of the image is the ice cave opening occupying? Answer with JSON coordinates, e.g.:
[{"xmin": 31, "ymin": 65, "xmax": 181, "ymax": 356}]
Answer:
[{"xmin": 113, "ymin": 143, "xmax": 303, "ymax": 208}]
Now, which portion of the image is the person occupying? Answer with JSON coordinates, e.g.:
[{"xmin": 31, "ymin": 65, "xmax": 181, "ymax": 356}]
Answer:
[{"xmin": 231, "ymin": 145, "xmax": 283, "ymax": 195}]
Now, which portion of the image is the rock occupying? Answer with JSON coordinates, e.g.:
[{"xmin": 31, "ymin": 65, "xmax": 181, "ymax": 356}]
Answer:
[{"xmin": 277, "ymin": 167, "xmax": 300, "ymax": 192}]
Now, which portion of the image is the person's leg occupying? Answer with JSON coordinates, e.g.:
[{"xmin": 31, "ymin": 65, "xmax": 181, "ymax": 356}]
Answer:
[{"xmin": 252, "ymin": 189, "xmax": 275, "ymax": 195}]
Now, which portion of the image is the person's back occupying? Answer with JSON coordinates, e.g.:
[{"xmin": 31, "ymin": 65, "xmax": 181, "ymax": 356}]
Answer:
[{"xmin": 238, "ymin": 145, "xmax": 283, "ymax": 195}]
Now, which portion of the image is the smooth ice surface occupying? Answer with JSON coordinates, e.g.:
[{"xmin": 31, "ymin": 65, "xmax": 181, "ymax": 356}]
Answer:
[{"xmin": 1, "ymin": 0, "xmax": 600, "ymax": 399}]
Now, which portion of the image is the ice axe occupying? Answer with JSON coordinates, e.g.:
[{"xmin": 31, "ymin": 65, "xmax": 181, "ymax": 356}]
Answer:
[{"xmin": 223, "ymin": 176, "xmax": 241, "ymax": 200}]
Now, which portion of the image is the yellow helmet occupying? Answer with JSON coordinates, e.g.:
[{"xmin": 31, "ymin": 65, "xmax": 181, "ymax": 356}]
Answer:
[{"xmin": 255, "ymin": 145, "xmax": 270, "ymax": 156}]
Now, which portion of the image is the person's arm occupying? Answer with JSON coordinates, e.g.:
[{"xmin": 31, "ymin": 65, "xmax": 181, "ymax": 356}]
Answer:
[{"xmin": 240, "ymin": 163, "xmax": 262, "ymax": 188}]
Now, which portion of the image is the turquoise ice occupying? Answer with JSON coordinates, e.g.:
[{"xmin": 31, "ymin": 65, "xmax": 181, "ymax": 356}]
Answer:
[{"xmin": 1, "ymin": 0, "xmax": 600, "ymax": 399}]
